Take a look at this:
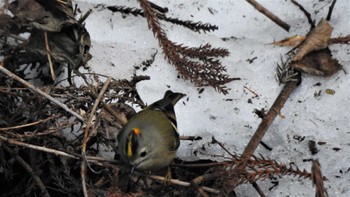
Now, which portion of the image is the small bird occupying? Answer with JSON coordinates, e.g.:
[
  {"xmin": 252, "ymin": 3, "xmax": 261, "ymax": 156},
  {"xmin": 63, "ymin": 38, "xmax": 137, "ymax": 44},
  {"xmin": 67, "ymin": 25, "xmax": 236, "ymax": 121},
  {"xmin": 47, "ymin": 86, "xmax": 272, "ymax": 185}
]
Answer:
[{"xmin": 117, "ymin": 90, "xmax": 185, "ymax": 172}]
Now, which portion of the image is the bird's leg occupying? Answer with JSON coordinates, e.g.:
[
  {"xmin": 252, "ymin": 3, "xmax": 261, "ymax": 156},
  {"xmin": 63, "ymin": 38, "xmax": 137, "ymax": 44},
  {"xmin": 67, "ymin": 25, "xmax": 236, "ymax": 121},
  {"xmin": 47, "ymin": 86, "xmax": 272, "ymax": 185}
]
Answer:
[{"xmin": 163, "ymin": 166, "xmax": 172, "ymax": 185}]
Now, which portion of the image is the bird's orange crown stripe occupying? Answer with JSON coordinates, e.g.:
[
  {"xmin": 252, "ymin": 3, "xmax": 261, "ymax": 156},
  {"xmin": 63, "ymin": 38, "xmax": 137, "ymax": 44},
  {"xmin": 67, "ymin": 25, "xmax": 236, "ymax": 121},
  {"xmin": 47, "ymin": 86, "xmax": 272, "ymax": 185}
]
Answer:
[{"xmin": 133, "ymin": 128, "xmax": 140, "ymax": 135}]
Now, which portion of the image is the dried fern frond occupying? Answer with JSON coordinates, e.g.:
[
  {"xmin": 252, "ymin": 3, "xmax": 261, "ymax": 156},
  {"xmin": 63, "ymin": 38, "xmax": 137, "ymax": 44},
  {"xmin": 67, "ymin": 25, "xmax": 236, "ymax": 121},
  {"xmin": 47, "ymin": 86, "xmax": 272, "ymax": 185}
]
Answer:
[
  {"xmin": 160, "ymin": 16, "xmax": 218, "ymax": 33},
  {"xmin": 139, "ymin": 0, "xmax": 237, "ymax": 94},
  {"xmin": 107, "ymin": 6, "xmax": 143, "ymax": 17},
  {"xmin": 312, "ymin": 160, "xmax": 328, "ymax": 197},
  {"xmin": 329, "ymin": 35, "xmax": 350, "ymax": 44},
  {"xmin": 219, "ymin": 155, "xmax": 315, "ymax": 190},
  {"xmin": 107, "ymin": 5, "xmax": 218, "ymax": 33}
]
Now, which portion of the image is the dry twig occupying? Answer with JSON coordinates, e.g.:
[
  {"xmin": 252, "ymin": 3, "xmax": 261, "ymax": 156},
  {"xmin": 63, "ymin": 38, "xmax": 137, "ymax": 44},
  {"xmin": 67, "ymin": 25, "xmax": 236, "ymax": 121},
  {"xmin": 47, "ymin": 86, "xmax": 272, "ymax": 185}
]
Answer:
[
  {"xmin": 44, "ymin": 32, "xmax": 55, "ymax": 81},
  {"xmin": 246, "ymin": 0, "xmax": 290, "ymax": 31},
  {"xmin": 241, "ymin": 79, "xmax": 300, "ymax": 159},
  {"xmin": 0, "ymin": 115, "xmax": 57, "ymax": 131},
  {"xmin": 135, "ymin": 172, "xmax": 220, "ymax": 195},
  {"xmin": 326, "ymin": 0, "xmax": 337, "ymax": 21},
  {"xmin": 81, "ymin": 77, "xmax": 112, "ymax": 197},
  {"xmin": 291, "ymin": 0, "xmax": 315, "ymax": 28},
  {"xmin": 0, "ymin": 135, "xmax": 115, "ymax": 164}
]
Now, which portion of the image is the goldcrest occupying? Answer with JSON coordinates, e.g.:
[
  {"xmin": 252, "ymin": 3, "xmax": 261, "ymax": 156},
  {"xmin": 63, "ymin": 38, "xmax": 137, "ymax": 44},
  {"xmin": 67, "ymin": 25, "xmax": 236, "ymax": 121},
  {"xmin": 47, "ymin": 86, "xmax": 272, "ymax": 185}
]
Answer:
[{"xmin": 117, "ymin": 90, "xmax": 185, "ymax": 172}]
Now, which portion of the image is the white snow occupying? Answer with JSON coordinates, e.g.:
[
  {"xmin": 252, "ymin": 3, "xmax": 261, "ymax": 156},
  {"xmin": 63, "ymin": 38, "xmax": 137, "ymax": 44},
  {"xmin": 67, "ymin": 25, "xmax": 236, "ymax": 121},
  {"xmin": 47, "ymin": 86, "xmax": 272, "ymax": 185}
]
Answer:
[{"xmin": 77, "ymin": 0, "xmax": 350, "ymax": 196}]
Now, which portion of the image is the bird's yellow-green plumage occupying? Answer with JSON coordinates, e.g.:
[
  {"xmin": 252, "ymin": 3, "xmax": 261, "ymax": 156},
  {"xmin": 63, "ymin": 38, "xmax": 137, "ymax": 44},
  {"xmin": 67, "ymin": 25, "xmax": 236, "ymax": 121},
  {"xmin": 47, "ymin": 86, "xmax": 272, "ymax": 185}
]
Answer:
[{"xmin": 117, "ymin": 90, "xmax": 185, "ymax": 172}]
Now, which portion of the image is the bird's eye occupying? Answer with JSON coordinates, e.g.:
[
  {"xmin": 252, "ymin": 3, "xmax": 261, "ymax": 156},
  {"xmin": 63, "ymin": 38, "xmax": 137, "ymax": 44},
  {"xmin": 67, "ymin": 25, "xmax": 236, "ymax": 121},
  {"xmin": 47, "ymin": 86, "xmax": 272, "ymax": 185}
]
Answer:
[{"xmin": 140, "ymin": 151, "xmax": 147, "ymax": 157}]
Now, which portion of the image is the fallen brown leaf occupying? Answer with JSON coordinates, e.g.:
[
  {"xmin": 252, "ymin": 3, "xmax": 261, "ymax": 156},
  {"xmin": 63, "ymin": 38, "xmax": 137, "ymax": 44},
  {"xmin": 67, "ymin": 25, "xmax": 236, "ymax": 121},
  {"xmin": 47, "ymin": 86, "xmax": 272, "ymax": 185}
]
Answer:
[
  {"xmin": 293, "ymin": 19, "xmax": 333, "ymax": 61},
  {"xmin": 291, "ymin": 48, "xmax": 342, "ymax": 77},
  {"xmin": 271, "ymin": 35, "xmax": 305, "ymax": 47}
]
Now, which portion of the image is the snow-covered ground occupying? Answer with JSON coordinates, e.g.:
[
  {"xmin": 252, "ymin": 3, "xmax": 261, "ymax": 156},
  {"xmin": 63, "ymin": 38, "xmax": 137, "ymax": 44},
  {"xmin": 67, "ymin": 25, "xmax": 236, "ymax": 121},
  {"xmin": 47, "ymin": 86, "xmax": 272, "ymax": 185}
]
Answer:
[{"xmin": 76, "ymin": 1, "xmax": 350, "ymax": 196}]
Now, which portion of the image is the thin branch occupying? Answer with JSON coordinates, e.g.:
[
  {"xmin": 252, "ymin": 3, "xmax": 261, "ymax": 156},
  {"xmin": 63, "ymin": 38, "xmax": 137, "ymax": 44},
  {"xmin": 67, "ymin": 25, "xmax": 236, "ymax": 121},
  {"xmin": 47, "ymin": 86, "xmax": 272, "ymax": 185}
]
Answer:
[
  {"xmin": 0, "ymin": 135, "xmax": 78, "ymax": 159},
  {"xmin": 134, "ymin": 172, "xmax": 220, "ymax": 195},
  {"xmin": 3, "ymin": 128, "xmax": 61, "ymax": 138},
  {"xmin": 212, "ymin": 136, "xmax": 237, "ymax": 159},
  {"xmin": 246, "ymin": 0, "xmax": 290, "ymax": 32},
  {"xmin": 173, "ymin": 161, "xmax": 230, "ymax": 168},
  {"xmin": 191, "ymin": 174, "xmax": 221, "ymax": 192},
  {"xmin": 44, "ymin": 32, "xmax": 56, "ymax": 81},
  {"xmin": 251, "ymin": 181, "xmax": 266, "ymax": 197},
  {"xmin": 0, "ymin": 115, "xmax": 58, "ymax": 131},
  {"xmin": 219, "ymin": 77, "xmax": 301, "ymax": 191},
  {"xmin": 242, "ymin": 79, "xmax": 300, "ymax": 158},
  {"xmin": 81, "ymin": 77, "xmax": 112, "ymax": 197},
  {"xmin": 78, "ymin": 9, "xmax": 92, "ymax": 23},
  {"xmin": 179, "ymin": 135, "xmax": 202, "ymax": 141},
  {"xmin": 0, "ymin": 135, "xmax": 115, "ymax": 164},
  {"xmin": 290, "ymin": 0, "xmax": 315, "ymax": 29},
  {"xmin": 0, "ymin": 62, "xmax": 84, "ymax": 122},
  {"xmin": 197, "ymin": 187, "xmax": 209, "ymax": 197},
  {"xmin": 244, "ymin": 86, "xmax": 259, "ymax": 97},
  {"xmin": 326, "ymin": 0, "xmax": 337, "ymax": 21},
  {"xmin": 3, "ymin": 124, "xmax": 74, "ymax": 138}
]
